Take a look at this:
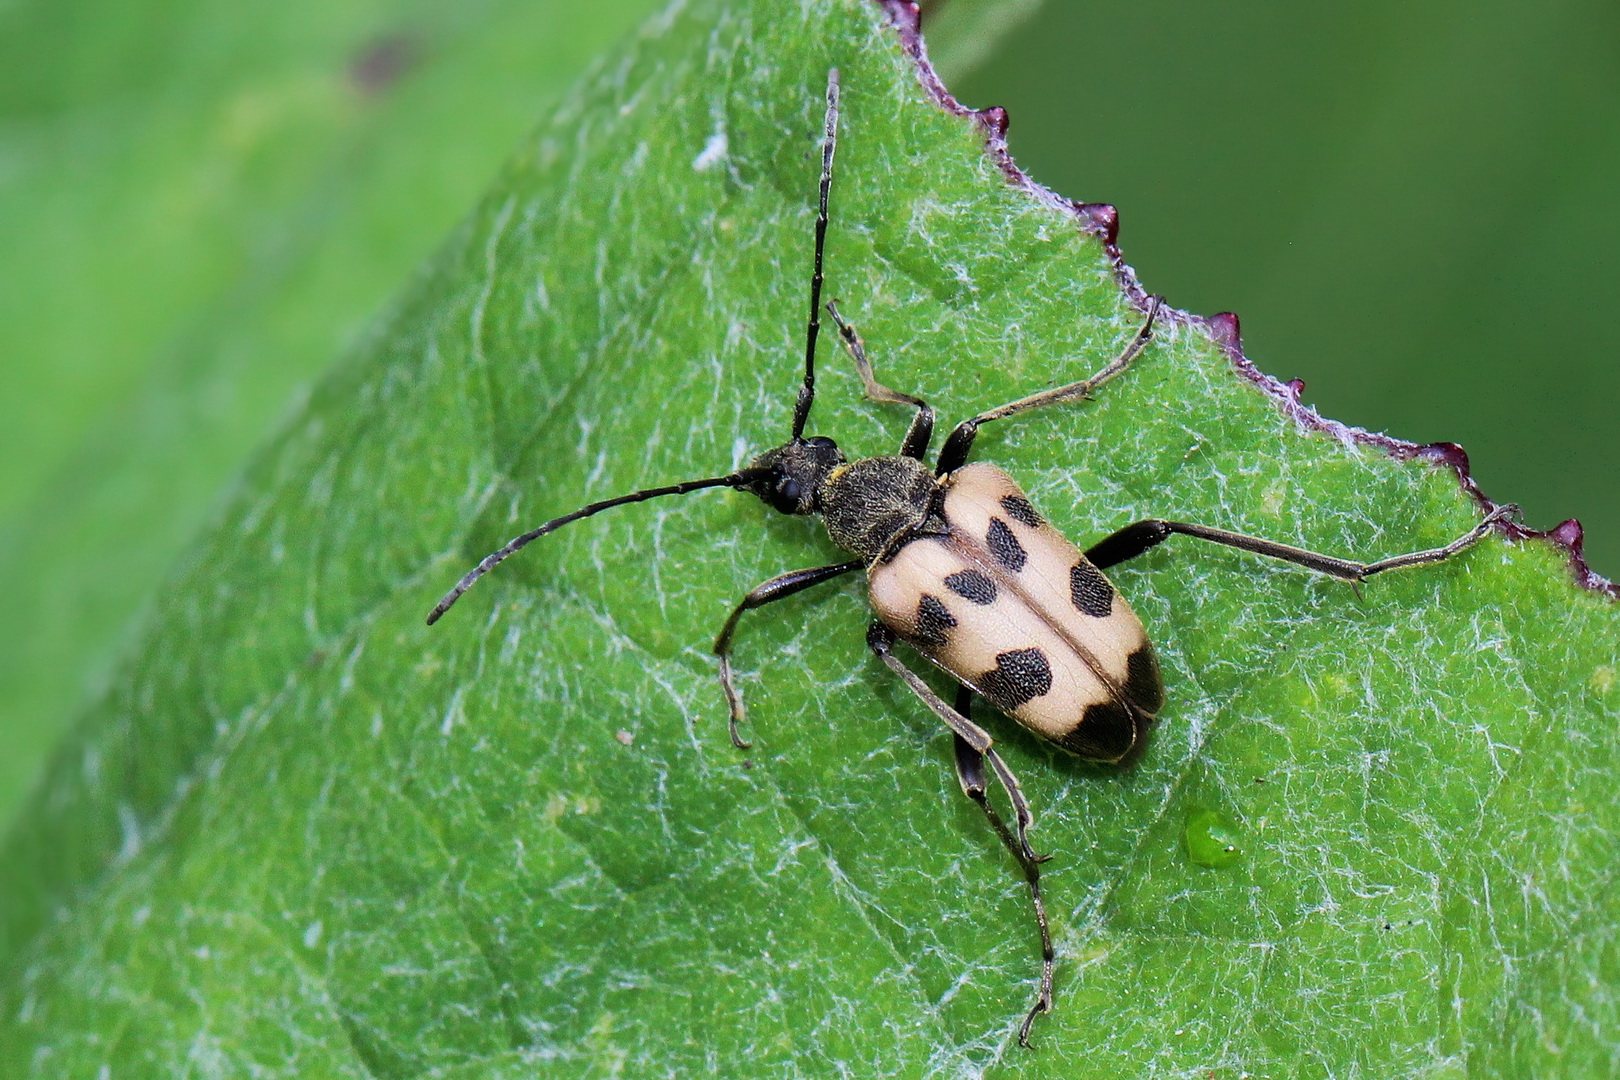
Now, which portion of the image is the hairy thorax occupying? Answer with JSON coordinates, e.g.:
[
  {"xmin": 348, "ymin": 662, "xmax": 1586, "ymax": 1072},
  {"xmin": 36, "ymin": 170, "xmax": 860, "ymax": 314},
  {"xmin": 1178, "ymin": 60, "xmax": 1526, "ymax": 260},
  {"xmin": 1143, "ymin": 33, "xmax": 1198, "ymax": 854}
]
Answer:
[{"xmin": 817, "ymin": 455, "xmax": 939, "ymax": 560}]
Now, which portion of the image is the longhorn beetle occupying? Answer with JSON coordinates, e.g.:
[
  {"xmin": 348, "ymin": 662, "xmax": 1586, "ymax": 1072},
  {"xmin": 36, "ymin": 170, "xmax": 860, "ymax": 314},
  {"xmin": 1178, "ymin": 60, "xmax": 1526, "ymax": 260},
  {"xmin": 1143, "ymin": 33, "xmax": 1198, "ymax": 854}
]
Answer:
[{"xmin": 426, "ymin": 69, "xmax": 1516, "ymax": 1047}]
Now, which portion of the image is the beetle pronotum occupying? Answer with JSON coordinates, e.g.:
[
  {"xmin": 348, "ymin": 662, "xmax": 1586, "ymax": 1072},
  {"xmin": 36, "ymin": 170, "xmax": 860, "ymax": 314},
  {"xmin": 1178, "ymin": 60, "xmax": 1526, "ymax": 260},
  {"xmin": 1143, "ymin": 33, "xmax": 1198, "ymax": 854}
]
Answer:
[{"xmin": 427, "ymin": 69, "xmax": 1516, "ymax": 1047}]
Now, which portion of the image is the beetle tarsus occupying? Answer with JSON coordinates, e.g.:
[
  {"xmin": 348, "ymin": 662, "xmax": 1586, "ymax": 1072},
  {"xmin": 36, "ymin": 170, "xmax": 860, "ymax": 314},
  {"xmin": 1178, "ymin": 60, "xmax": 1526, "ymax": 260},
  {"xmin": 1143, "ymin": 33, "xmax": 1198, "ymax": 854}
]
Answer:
[
  {"xmin": 717, "ymin": 655, "xmax": 752, "ymax": 750},
  {"xmin": 1085, "ymin": 504, "xmax": 1516, "ymax": 582},
  {"xmin": 826, "ymin": 299, "xmax": 935, "ymax": 460},
  {"xmin": 712, "ymin": 560, "xmax": 864, "ymax": 749},
  {"xmin": 935, "ymin": 297, "xmax": 1162, "ymax": 475},
  {"xmin": 881, "ymin": 639, "xmax": 1054, "ymax": 1047},
  {"xmin": 1018, "ymin": 979, "xmax": 1053, "ymax": 1049}
]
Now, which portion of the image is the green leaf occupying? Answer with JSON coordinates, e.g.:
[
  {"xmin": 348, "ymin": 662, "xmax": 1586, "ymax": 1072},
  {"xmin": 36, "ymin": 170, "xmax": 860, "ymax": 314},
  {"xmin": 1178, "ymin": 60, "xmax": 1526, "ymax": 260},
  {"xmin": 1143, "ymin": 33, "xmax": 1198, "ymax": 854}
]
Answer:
[
  {"xmin": 5, "ymin": 0, "xmax": 1617, "ymax": 1075},
  {"xmin": 0, "ymin": 0, "xmax": 666, "ymax": 821},
  {"xmin": 952, "ymin": 1, "xmax": 1620, "ymax": 576}
]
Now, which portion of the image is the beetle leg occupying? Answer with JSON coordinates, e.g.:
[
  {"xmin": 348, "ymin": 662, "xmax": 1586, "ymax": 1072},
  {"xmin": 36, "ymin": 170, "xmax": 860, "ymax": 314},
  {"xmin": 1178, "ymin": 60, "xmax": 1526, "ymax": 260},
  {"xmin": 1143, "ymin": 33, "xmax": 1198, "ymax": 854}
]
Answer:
[
  {"xmin": 1084, "ymin": 504, "xmax": 1520, "ymax": 580},
  {"xmin": 825, "ymin": 300, "xmax": 935, "ymax": 461},
  {"xmin": 936, "ymin": 297, "xmax": 1162, "ymax": 475},
  {"xmin": 951, "ymin": 689, "xmax": 1053, "ymax": 864},
  {"xmin": 867, "ymin": 628, "xmax": 1053, "ymax": 1045},
  {"xmin": 953, "ymin": 688, "xmax": 1055, "ymax": 1048},
  {"xmin": 713, "ymin": 560, "xmax": 864, "ymax": 748},
  {"xmin": 865, "ymin": 622, "xmax": 1039, "ymax": 859}
]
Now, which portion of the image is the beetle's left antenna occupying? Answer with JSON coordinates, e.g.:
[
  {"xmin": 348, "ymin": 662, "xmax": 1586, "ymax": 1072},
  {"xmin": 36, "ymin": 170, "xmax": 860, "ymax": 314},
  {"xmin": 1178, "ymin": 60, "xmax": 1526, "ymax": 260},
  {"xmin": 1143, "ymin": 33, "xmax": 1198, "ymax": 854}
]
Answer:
[
  {"xmin": 426, "ymin": 468, "xmax": 769, "ymax": 625},
  {"xmin": 788, "ymin": 67, "xmax": 840, "ymax": 442}
]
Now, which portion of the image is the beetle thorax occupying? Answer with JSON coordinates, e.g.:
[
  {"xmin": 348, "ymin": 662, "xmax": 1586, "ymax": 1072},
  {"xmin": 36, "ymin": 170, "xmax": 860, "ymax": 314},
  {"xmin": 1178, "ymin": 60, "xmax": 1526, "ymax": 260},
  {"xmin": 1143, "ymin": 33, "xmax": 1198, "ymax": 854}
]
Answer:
[{"xmin": 818, "ymin": 455, "xmax": 939, "ymax": 560}]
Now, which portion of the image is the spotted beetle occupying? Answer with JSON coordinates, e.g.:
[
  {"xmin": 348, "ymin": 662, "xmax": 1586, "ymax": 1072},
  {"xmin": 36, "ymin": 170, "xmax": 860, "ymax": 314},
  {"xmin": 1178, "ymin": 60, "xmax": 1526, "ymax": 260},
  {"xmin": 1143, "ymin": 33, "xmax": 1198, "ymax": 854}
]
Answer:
[{"xmin": 427, "ymin": 69, "xmax": 1516, "ymax": 1047}]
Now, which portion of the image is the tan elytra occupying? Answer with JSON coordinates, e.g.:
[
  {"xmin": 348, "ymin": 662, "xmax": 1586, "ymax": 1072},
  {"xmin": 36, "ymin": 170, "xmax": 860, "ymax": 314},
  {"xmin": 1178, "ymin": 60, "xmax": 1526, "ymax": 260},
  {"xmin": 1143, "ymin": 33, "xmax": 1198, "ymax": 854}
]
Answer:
[{"xmin": 871, "ymin": 463, "xmax": 1163, "ymax": 762}]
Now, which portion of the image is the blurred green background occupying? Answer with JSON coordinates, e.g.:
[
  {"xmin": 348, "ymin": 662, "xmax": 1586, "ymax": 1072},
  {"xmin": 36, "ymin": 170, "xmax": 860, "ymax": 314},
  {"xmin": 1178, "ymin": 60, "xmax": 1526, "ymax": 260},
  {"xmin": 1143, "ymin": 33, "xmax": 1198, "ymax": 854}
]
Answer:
[
  {"xmin": 954, "ymin": 0, "xmax": 1620, "ymax": 571},
  {"xmin": 1, "ymin": 0, "xmax": 1614, "ymax": 827}
]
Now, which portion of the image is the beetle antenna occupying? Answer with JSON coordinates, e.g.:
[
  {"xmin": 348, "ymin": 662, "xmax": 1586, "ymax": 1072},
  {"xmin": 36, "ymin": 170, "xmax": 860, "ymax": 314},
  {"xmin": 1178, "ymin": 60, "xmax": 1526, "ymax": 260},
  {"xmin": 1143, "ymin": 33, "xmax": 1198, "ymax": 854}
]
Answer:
[
  {"xmin": 426, "ymin": 467, "xmax": 771, "ymax": 625},
  {"xmin": 789, "ymin": 67, "xmax": 840, "ymax": 442}
]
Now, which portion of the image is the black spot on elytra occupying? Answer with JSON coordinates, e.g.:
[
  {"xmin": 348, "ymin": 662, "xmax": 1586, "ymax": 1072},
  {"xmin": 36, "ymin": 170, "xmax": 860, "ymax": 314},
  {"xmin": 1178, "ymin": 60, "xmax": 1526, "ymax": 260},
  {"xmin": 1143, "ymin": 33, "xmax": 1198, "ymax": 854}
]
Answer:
[
  {"xmin": 1124, "ymin": 644, "xmax": 1164, "ymax": 715},
  {"xmin": 986, "ymin": 517, "xmax": 1026, "ymax": 571},
  {"xmin": 1069, "ymin": 561, "xmax": 1114, "ymax": 618},
  {"xmin": 1055, "ymin": 699, "xmax": 1138, "ymax": 762},
  {"xmin": 999, "ymin": 494, "xmax": 1043, "ymax": 528},
  {"xmin": 944, "ymin": 569, "xmax": 997, "ymax": 605},
  {"xmin": 978, "ymin": 648, "xmax": 1052, "ymax": 710},
  {"xmin": 912, "ymin": 594, "xmax": 957, "ymax": 649}
]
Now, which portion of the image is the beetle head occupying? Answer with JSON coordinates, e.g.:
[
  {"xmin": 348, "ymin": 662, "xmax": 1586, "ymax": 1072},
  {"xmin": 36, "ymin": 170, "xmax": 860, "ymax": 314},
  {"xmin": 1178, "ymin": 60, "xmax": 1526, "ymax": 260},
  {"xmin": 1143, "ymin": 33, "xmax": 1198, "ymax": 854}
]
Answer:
[{"xmin": 742, "ymin": 436, "xmax": 845, "ymax": 516}]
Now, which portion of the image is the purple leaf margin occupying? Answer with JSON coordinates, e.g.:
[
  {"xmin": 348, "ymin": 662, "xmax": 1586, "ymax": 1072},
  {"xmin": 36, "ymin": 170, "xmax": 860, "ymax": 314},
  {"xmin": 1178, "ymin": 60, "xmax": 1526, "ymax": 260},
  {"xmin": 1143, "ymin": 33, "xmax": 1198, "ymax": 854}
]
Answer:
[{"xmin": 876, "ymin": 0, "xmax": 1615, "ymax": 599}]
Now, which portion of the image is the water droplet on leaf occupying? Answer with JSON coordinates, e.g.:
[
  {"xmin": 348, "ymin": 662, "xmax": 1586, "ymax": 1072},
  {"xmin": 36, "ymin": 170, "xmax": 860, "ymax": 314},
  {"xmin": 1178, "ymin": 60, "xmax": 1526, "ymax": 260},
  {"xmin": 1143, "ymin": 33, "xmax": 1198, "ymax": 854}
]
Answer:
[{"xmin": 1185, "ymin": 808, "xmax": 1243, "ymax": 868}]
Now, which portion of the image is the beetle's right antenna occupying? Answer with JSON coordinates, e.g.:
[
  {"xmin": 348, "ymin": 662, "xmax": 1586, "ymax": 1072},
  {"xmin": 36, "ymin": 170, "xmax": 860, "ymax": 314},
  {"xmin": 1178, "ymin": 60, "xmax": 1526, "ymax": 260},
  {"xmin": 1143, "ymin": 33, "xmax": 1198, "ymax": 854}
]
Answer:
[
  {"xmin": 788, "ymin": 67, "xmax": 841, "ymax": 442},
  {"xmin": 426, "ymin": 468, "xmax": 770, "ymax": 625}
]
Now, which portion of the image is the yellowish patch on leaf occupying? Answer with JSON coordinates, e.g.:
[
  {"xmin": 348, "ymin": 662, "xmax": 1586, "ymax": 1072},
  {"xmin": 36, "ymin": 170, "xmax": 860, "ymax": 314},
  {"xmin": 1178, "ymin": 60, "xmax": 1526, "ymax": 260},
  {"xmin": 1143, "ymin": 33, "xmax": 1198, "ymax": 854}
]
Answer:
[
  {"xmin": 543, "ymin": 793, "xmax": 601, "ymax": 821},
  {"xmin": 1261, "ymin": 476, "xmax": 1288, "ymax": 517}
]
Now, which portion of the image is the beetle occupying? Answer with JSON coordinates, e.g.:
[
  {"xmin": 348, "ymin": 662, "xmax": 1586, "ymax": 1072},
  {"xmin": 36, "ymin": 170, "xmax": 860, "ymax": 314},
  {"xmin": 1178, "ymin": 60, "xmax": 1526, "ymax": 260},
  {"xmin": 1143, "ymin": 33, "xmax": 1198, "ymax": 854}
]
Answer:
[{"xmin": 426, "ymin": 69, "xmax": 1516, "ymax": 1047}]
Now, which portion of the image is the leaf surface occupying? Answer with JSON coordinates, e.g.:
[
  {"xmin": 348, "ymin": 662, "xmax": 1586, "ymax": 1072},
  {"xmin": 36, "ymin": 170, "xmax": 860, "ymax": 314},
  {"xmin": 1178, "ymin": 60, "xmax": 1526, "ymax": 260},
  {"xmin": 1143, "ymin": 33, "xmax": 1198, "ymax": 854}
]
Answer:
[
  {"xmin": 0, "ymin": 0, "xmax": 664, "ymax": 819},
  {"xmin": 4, "ymin": 1, "xmax": 1617, "ymax": 1076}
]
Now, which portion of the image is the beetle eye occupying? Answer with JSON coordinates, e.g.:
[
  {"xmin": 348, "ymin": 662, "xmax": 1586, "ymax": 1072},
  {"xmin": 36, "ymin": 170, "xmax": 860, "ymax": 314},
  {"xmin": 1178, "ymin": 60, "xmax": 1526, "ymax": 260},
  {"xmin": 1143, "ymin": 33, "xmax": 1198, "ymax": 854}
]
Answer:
[{"xmin": 777, "ymin": 478, "xmax": 803, "ymax": 504}]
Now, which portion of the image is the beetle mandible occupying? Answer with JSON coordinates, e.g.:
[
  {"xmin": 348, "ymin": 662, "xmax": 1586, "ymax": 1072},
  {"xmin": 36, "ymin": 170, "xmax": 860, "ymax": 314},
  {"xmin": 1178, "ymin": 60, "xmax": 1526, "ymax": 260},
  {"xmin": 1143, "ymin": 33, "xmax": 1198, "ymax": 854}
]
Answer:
[{"xmin": 426, "ymin": 69, "xmax": 1516, "ymax": 1047}]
